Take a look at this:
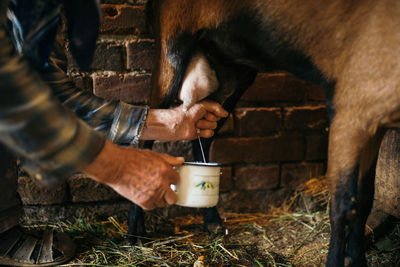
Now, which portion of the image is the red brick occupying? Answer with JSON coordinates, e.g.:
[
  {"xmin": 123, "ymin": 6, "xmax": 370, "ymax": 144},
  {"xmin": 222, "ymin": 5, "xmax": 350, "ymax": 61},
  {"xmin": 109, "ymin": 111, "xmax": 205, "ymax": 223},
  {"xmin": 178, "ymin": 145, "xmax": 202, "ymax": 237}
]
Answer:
[
  {"xmin": 65, "ymin": 45, "xmax": 79, "ymax": 72},
  {"xmin": 68, "ymin": 175, "xmax": 120, "ymax": 202},
  {"xmin": 284, "ymin": 106, "xmax": 328, "ymax": 130},
  {"xmin": 220, "ymin": 166, "xmax": 233, "ymax": 192},
  {"xmin": 93, "ymin": 73, "xmax": 151, "ymax": 104},
  {"xmin": 66, "ymin": 42, "xmax": 124, "ymax": 72},
  {"xmin": 240, "ymin": 73, "xmax": 307, "ymax": 104},
  {"xmin": 281, "ymin": 162, "xmax": 325, "ymax": 189},
  {"xmin": 69, "ymin": 73, "xmax": 93, "ymax": 91},
  {"xmin": 100, "ymin": 4, "xmax": 146, "ymax": 35},
  {"xmin": 210, "ymin": 133, "xmax": 304, "ymax": 164},
  {"xmin": 102, "ymin": 0, "xmax": 146, "ymax": 4},
  {"xmin": 91, "ymin": 42, "xmax": 124, "ymax": 71},
  {"xmin": 126, "ymin": 39, "xmax": 155, "ymax": 70},
  {"xmin": 306, "ymin": 131, "xmax": 329, "ymax": 160},
  {"xmin": 18, "ymin": 177, "xmax": 67, "ymax": 205},
  {"xmin": 234, "ymin": 164, "xmax": 279, "ymax": 190},
  {"xmin": 307, "ymin": 84, "xmax": 326, "ymax": 102},
  {"xmin": 218, "ymin": 114, "xmax": 234, "ymax": 135},
  {"xmin": 234, "ymin": 107, "xmax": 281, "ymax": 136}
]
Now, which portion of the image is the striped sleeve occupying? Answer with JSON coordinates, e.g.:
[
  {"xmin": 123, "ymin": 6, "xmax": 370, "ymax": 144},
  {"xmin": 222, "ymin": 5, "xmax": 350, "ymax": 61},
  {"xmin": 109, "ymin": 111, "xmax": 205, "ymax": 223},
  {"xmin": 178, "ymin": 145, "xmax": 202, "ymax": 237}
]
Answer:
[
  {"xmin": 0, "ymin": 26, "xmax": 105, "ymax": 186},
  {"xmin": 40, "ymin": 57, "xmax": 149, "ymax": 146}
]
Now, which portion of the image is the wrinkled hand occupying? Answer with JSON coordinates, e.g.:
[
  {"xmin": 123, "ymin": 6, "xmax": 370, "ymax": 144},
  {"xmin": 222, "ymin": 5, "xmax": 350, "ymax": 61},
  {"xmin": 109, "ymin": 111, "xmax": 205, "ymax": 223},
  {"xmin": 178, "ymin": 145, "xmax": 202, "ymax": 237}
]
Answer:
[
  {"xmin": 141, "ymin": 100, "xmax": 228, "ymax": 141},
  {"xmin": 84, "ymin": 141, "xmax": 183, "ymax": 210},
  {"xmin": 174, "ymin": 100, "xmax": 228, "ymax": 139}
]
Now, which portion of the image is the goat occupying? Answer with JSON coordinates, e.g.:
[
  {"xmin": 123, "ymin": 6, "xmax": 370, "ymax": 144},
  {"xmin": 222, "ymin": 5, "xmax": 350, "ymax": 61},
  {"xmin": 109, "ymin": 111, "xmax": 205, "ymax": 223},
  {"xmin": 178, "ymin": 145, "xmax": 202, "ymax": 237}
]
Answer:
[
  {"xmin": 125, "ymin": 49, "xmax": 247, "ymax": 244},
  {"xmin": 125, "ymin": 1, "xmax": 263, "ymax": 245},
  {"xmin": 139, "ymin": 0, "xmax": 400, "ymax": 266}
]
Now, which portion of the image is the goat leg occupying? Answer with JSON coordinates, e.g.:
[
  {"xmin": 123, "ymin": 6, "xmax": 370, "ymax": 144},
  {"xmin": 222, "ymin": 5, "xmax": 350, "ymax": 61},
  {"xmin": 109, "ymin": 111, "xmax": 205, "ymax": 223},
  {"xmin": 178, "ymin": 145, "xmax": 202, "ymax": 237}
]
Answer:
[
  {"xmin": 192, "ymin": 137, "xmax": 225, "ymax": 234},
  {"xmin": 126, "ymin": 141, "xmax": 155, "ymax": 244},
  {"xmin": 194, "ymin": 63, "xmax": 257, "ymax": 234},
  {"xmin": 203, "ymin": 207, "xmax": 224, "ymax": 234},
  {"xmin": 327, "ymin": 167, "xmax": 359, "ymax": 267},
  {"xmin": 326, "ymin": 115, "xmax": 379, "ymax": 267},
  {"xmin": 126, "ymin": 203, "xmax": 146, "ymax": 245},
  {"xmin": 346, "ymin": 129, "xmax": 385, "ymax": 267}
]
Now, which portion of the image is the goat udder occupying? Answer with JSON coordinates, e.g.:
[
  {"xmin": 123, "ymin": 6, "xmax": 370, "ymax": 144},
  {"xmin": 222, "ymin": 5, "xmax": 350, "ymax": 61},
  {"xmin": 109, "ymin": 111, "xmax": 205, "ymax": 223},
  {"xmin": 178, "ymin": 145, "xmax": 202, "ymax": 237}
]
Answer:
[{"xmin": 179, "ymin": 52, "xmax": 219, "ymax": 111}]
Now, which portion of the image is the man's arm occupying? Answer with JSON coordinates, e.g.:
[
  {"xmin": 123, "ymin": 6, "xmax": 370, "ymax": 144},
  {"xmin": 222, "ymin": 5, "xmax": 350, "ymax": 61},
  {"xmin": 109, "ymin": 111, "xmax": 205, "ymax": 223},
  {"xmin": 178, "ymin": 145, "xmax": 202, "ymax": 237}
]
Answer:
[
  {"xmin": 41, "ymin": 56, "xmax": 228, "ymax": 144},
  {"xmin": 41, "ymin": 58, "xmax": 148, "ymax": 145},
  {"xmin": 0, "ymin": 2, "xmax": 222, "ymax": 210},
  {"xmin": 0, "ymin": 26, "xmax": 105, "ymax": 186},
  {"xmin": 0, "ymin": 25, "xmax": 182, "ymax": 209}
]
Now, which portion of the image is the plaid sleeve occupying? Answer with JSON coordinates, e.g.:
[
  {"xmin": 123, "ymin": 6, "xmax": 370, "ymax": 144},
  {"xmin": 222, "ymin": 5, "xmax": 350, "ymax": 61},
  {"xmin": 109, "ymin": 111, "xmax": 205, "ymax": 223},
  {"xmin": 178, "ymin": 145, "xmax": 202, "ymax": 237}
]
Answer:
[
  {"xmin": 40, "ymin": 58, "xmax": 149, "ymax": 146},
  {"xmin": 0, "ymin": 26, "xmax": 105, "ymax": 186}
]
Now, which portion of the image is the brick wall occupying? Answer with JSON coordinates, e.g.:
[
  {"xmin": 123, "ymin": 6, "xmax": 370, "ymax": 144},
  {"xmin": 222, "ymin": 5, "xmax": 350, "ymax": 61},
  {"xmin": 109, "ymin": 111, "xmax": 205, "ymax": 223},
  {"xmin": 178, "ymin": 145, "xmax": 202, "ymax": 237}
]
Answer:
[
  {"xmin": 212, "ymin": 72, "xmax": 328, "ymax": 211},
  {"xmin": 18, "ymin": 0, "xmax": 329, "ymax": 220}
]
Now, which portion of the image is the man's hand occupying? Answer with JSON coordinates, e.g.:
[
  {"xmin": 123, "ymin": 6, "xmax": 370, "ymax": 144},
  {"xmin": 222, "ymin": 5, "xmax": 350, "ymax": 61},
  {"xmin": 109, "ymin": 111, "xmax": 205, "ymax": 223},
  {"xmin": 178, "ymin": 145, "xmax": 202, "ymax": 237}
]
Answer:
[
  {"xmin": 84, "ymin": 141, "xmax": 183, "ymax": 210},
  {"xmin": 141, "ymin": 101, "xmax": 228, "ymax": 141},
  {"xmin": 175, "ymin": 100, "xmax": 229, "ymax": 139}
]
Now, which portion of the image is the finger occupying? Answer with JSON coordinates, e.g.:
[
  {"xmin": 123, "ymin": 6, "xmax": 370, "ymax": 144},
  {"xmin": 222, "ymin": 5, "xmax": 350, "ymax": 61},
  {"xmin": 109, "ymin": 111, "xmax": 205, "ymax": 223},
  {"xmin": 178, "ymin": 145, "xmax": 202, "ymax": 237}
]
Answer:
[
  {"xmin": 164, "ymin": 188, "xmax": 178, "ymax": 205},
  {"xmin": 155, "ymin": 198, "xmax": 166, "ymax": 208},
  {"xmin": 196, "ymin": 119, "xmax": 217, "ymax": 130},
  {"xmin": 166, "ymin": 168, "xmax": 180, "ymax": 185},
  {"xmin": 200, "ymin": 101, "xmax": 228, "ymax": 117},
  {"xmin": 186, "ymin": 103, "xmax": 206, "ymax": 119},
  {"xmin": 182, "ymin": 98, "xmax": 197, "ymax": 112},
  {"xmin": 152, "ymin": 187, "xmax": 167, "ymax": 208},
  {"xmin": 136, "ymin": 189, "xmax": 159, "ymax": 210},
  {"xmin": 199, "ymin": 129, "xmax": 214, "ymax": 138},
  {"xmin": 158, "ymin": 153, "xmax": 185, "ymax": 166},
  {"xmin": 140, "ymin": 202, "xmax": 155, "ymax": 211},
  {"xmin": 204, "ymin": 112, "xmax": 220, "ymax": 122}
]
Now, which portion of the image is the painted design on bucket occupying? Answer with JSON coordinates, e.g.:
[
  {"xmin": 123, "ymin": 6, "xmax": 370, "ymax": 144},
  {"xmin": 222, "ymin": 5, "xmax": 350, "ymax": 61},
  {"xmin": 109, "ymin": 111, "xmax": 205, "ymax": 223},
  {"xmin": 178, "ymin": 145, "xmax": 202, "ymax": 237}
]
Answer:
[{"xmin": 196, "ymin": 181, "xmax": 214, "ymax": 191}]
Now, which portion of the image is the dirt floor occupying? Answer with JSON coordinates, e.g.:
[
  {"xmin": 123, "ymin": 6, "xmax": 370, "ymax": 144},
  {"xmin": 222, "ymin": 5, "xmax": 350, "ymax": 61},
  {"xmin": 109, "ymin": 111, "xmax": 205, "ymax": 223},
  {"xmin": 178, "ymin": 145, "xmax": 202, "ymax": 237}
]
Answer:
[{"xmin": 24, "ymin": 178, "xmax": 400, "ymax": 266}]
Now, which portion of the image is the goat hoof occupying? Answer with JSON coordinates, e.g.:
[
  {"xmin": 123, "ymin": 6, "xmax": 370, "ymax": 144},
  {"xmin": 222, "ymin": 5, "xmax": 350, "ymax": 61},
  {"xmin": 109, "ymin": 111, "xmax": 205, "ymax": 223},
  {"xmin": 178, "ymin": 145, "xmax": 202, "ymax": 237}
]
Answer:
[
  {"xmin": 204, "ymin": 222, "xmax": 225, "ymax": 235},
  {"xmin": 203, "ymin": 207, "xmax": 224, "ymax": 235},
  {"xmin": 344, "ymin": 256, "xmax": 352, "ymax": 267},
  {"xmin": 126, "ymin": 234, "xmax": 145, "ymax": 245}
]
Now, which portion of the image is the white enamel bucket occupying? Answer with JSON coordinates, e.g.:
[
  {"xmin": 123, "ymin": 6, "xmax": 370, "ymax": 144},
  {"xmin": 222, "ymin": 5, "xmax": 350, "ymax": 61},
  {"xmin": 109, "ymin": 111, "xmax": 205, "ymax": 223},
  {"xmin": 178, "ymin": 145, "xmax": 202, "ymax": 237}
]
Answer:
[{"xmin": 171, "ymin": 162, "xmax": 221, "ymax": 208}]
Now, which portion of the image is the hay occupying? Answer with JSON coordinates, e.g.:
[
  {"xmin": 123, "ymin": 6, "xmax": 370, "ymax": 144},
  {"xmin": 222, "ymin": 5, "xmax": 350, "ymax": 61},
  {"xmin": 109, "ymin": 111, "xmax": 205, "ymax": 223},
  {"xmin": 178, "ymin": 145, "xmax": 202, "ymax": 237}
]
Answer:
[{"xmin": 21, "ymin": 176, "xmax": 400, "ymax": 266}]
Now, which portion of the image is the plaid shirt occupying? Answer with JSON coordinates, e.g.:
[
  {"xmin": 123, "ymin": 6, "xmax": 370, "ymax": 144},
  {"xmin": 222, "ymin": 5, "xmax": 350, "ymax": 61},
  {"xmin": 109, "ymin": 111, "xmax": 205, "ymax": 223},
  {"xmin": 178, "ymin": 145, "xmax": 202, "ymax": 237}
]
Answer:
[
  {"xmin": 42, "ymin": 57, "xmax": 148, "ymax": 146},
  {"xmin": 0, "ymin": 5, "xmax": 148, "ymax": 186}
]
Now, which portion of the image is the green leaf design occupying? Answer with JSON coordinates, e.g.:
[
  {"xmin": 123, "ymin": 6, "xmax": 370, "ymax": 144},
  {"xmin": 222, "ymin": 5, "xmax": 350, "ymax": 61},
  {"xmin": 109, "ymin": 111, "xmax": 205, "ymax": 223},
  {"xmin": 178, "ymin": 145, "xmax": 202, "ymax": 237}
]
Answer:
[{"xmin": 195, "ymin": 181, "xmax": 214, "ymax": 191}]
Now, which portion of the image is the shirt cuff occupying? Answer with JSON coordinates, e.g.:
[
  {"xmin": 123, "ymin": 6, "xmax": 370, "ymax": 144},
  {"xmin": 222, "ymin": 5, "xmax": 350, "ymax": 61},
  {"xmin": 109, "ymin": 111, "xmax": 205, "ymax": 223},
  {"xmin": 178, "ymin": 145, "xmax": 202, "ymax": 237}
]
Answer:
[{"xmin": 108, "ymin": 102, "xmax": 149, "ymax": 145}]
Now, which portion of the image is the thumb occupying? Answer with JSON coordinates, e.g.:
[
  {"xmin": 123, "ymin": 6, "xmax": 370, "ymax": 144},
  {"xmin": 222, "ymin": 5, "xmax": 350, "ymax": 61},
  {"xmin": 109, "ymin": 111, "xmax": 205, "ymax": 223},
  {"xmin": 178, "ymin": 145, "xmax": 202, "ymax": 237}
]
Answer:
[
  {"xmin": 164, "ymin": 188, "xmax": 178, "ymax": 205},
  {"xmin": 159, "ymin": 153, "xmax": 185, "ymax": 166},
  {"xmin": 182, "ymin": 98, "xmax": 197, "ymax": 112},
  {"xmin": 179, "ymin": 89, "xmax": 198, "ymax": 112}
]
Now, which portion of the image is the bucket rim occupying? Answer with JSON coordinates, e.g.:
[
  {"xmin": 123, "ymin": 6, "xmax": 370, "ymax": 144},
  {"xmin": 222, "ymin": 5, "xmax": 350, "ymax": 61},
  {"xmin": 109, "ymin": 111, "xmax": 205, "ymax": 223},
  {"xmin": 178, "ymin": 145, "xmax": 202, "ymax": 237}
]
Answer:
[{"xmin": 182, "ymin": 161, "xmax": 222, "ymax": 167}]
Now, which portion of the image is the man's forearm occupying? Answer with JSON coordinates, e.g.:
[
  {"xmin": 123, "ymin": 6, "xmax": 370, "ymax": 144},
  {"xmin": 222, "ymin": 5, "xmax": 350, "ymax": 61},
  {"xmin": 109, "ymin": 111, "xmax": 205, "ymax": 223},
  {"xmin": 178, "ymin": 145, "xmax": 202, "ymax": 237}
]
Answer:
[{"xmin": 41, "ymin": 58, "xmax": 149, "ymax": 145}]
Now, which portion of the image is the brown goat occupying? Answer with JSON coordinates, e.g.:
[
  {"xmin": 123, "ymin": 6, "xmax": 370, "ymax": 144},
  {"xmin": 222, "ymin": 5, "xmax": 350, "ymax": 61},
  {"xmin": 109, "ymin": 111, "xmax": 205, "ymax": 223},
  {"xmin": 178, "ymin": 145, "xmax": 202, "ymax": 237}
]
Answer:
[{"xmin": 144, "ymin": 0, "xmax": 400, "ymax": 266}]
